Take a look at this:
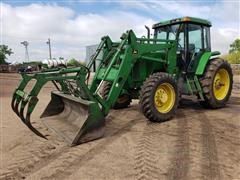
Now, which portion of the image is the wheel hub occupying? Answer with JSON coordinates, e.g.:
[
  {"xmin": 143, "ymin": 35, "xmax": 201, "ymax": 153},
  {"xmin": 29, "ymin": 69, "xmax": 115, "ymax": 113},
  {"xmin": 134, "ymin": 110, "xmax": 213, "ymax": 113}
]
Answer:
[
  {"xmin": 213, "ymin": 68, "xmax": 230, "ymax": 100},
  {"xmin": 155, "ymin": 89, "xmax": 168, "ymax": 106},
  {"xmin": 154, "ymin": 83, "xmax": 176, "ymax": 113}
]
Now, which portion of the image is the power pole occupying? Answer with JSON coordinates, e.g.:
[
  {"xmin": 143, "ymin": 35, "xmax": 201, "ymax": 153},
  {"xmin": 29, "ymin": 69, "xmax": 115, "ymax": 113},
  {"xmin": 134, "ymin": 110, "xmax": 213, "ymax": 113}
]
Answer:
[
  {"xmin": 46, "ymin": 38, "xmax": 52, "ymax": 60},
  {"xmin": 20, "ymin": 41, "xmax": 29, "ymax": 62}
]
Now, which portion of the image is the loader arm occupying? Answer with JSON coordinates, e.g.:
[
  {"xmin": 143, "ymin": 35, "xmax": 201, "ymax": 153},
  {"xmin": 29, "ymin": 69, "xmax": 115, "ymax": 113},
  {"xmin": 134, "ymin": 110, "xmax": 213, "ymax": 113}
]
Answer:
[{"xmin": 90, "ymin": 30, "xmax": 177, "ymax": 115}]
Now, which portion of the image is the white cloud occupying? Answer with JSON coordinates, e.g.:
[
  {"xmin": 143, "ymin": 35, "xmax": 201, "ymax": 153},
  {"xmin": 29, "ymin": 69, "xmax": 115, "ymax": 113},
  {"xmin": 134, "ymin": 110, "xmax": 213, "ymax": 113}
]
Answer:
[
  {"xmin": 1, "ymin": 1, "xmax": 239, "ymax": 63},
  {"xmin": 117, "ymin": 0, "xmax": 240, "ymax": 23},
  {"xmin": 211, "ymin": 27, "xmax": 239, "ymax": 54},
  {"xmin": 151, "ymin": 1, "xmax": 211, "ymax": 18},
  {"xmin": 117, "ymin": 0, "xmax": 240, "ymax": 54},
  {"xmin": 212, "ymin": 0, "xmax": 240, "ymax": 22},
  {"xmin": 1, "ymin": 3, "xmax": 155, "ymax": 62},
  {"xmin": 116, "ymin": 1, "xmax": 211, "ymax": 19}
]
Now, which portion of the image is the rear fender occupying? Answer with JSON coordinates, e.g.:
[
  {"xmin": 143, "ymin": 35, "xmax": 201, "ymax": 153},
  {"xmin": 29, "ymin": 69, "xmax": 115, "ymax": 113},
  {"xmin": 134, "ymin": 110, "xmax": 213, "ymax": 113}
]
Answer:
[{"xmin": 195, "ymin": 51, "xmax": 221, "ymax": 75}]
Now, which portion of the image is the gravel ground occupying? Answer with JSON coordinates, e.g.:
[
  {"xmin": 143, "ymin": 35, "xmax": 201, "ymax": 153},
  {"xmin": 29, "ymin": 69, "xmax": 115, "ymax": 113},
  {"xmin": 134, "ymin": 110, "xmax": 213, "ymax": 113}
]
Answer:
[{"xmin": 0, "ymin": 73, "xmax": 239, "ymax": 180}]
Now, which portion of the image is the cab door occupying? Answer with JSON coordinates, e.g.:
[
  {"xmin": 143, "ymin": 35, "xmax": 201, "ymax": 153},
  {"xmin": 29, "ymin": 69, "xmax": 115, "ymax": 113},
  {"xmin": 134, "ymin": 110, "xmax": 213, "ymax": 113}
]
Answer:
[{"xmin": 186, "ymin": 24, "xmax": 211, "ymax": 73}]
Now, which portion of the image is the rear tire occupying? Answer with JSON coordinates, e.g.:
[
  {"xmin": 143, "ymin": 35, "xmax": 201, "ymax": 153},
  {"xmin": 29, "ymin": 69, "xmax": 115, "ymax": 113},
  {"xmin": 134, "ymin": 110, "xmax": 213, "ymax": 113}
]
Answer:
[
  {"xmin": 139, "ymin": 72, "xmax": 179, "ymax": 122},
  {"xmin": 101, "ymin": 81, "xmax": 131, "ymax": 109},
  {"xmin": 199, "ymin": 58, "xmax": 233, "ymax": 108}
]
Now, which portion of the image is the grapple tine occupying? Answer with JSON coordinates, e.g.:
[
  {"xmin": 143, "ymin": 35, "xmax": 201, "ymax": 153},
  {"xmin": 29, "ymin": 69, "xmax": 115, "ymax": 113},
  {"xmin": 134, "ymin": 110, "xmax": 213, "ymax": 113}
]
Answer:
[
  {"xmin": 15, "ymin": 102, "xmax": 20, "ymax": 116},
  {"xmin": 12, "ymin": 91, "xmax": 47, "ymax": 139},
  {"xmin": 24, "ymin": 113, "xmax": 47, "ymax": 139},
  {"xmin": 27, "ymin": 96, "xmax": 48, "ymax": 139},
  {"xmin": 11, "ymin": 94, "xmax": 20, "ymax": 116},
  {"xmin": 16, "ymin": 101, "xmax": 27, "ymax": 125},
  {"xmin": 11, "ymin": 93, "xmax": 16, "ymax": 111},
  {"xmin": 19, "ymin": 96, "xmax": 47, "ymax": 139},
  {"xmin": 11, "ymin": 93, "xmax": 26, "ymax": 126},
  {"xmin": 19, "ymin": 100, "xmax": 28, "ymax": 122}
]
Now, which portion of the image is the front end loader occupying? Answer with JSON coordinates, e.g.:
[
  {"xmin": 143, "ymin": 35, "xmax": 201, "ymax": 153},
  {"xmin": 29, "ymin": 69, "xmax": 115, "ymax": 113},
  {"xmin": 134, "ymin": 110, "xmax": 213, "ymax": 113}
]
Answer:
[{"xmin": 12, "ymin": 17, "xmax": 233, "ymax": 146}]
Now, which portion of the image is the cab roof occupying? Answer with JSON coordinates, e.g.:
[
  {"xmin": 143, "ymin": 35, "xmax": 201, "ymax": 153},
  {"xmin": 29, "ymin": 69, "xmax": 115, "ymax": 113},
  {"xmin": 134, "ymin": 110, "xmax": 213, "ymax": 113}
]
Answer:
[{"xmin": 152, "ymin": 17, "xmax": 211, "ymax": 29}]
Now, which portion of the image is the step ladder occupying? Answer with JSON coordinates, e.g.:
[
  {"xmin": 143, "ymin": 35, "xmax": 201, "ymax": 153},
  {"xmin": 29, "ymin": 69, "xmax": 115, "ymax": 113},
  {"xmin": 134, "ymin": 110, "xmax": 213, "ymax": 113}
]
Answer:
[{"xmin": 186, "ymin": 76, "xmax": 204, "ymax": 99}]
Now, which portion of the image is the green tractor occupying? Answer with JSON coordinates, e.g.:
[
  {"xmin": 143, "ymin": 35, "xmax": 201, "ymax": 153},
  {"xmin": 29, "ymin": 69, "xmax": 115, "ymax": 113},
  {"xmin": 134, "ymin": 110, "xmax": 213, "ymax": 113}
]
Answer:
[{"xmin": 12, "ymin": 17, "xmax": 233, "ymax": 146}]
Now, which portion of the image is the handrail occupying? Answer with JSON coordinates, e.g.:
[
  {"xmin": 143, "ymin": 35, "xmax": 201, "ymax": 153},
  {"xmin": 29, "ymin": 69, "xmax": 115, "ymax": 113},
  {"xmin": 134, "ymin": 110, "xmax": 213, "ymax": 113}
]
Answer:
[{"xmin": 136, "ymin": 38, "xmax": 176, "ymax": 43}]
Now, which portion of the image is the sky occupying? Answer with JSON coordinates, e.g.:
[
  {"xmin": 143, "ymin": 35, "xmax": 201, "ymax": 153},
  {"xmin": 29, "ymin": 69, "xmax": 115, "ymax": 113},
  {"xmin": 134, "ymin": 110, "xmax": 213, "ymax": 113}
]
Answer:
[{"xmin": 1, "ymin": 0, "xmax": 240, "ymax": 63}]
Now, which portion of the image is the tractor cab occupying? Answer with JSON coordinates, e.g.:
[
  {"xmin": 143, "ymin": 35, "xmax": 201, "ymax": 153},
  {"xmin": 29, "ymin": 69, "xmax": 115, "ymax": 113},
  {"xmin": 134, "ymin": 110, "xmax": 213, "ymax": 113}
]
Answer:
[{"xmin": 153, "ymin": 17, "xmax": 211, "ymax": 73}]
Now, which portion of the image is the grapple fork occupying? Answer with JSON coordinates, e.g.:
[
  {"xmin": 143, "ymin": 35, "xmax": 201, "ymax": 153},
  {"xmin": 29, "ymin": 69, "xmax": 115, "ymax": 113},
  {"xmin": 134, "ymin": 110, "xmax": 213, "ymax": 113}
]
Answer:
[
  {"xmin": 11, "ymin": 67, "xmax": 106, "ymax": 146},
  {"xmin": 11, "ymin": 90, "xmax": 46, "ymax": 138}
]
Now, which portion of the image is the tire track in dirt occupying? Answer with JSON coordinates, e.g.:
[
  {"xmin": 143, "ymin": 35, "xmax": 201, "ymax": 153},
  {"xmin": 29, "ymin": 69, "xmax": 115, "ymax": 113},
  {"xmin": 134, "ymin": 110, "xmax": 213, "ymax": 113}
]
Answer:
[
  {"xmin": 166, "ymin": 111, "xmax": 190, "ymax": 180},
  {"xmin": 0, "ymin": 121, "xmax": 68, "ymax": 179},
  {"xmin": 31, "ymin": 118, "xmax": 139, "ymax": 180},
  {"xmin": 214, "ymin": 113, "xmax": 240, "ymax": 179},
  {"xmin": 200, "ymin": 113, "xmax": 221, "ymax": 179},
  {"xmin": 0, "ymin": 139, "xmax": 67, "ymax": 180},
  {"xmin": 134, "ymin": 123, "xmax": 162, "ymax": 180},
  {"xmin": 199, "ymin": 110, "xmax": 222, "ymax": 180},
  {"xmin": 1, "ymin": 105, "xmax": 139, "ymax": 179}
]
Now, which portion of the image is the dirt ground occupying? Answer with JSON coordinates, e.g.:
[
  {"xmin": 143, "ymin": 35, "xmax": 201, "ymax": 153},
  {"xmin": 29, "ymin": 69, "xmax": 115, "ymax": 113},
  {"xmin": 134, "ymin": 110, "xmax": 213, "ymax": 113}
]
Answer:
[{"xmin": 0, "ymin": 73, "xmax": 239, "ymax": 180}]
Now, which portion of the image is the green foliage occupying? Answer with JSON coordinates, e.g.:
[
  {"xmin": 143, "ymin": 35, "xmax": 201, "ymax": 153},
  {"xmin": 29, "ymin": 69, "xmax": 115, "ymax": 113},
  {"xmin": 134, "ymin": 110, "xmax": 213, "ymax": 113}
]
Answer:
[
  {"xmin": 229, "ymin": 39, "xmax": 240, "ymax": 53},
  {"xmin": 22, "ymin": 61, "xmax": 43, "ymax": 65},
  {"xmin": 0, "ymin": 45, "xmax": 13, "ymax": 64},
  {"xmin": 224, "ymin": 52, "xmax": 240, "ymax": 64},
  {"xmin": 67, "ymin": 58, "xmax": 86, "ymax": 67},
  {"xmin": 224, "ymin": 39, "xmax": 240, "ymax": 64}
]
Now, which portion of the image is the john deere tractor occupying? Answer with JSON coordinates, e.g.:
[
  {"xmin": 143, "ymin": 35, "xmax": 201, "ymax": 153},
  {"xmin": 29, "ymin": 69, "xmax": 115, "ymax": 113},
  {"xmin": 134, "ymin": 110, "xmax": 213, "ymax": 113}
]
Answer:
[{"xmin": 12, "ymin": 17, "xmax": 233, "ymax": 146}]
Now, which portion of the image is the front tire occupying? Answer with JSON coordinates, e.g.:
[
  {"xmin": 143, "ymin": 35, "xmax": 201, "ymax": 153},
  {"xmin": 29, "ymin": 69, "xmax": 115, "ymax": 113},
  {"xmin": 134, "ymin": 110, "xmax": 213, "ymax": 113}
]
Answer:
[
  {"xmin": 199, "ymin": 58, "xmax": 233, "ymax": 108},
  {"xmin": 101, "ymin": 81, "xmax": 131, "ymax": 109},
  {"xmin": 139, "ymin": 72, "xmax": 179, "ymax": 122}
]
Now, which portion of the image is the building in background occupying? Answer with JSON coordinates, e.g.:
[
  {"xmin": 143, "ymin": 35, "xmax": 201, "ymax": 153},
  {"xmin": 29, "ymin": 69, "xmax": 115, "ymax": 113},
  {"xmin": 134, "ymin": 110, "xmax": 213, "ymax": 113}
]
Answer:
[{"xmin": 85, "ymin": 44, "xmax": 102, "ymax": 72}]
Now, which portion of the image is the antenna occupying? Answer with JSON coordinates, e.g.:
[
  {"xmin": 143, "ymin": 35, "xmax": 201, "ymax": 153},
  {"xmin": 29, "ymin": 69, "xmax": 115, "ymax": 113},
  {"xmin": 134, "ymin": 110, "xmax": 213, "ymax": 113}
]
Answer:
[
  {"xmin": 46, "ymin": 38, "xmax": 52, "ymax": 60},
  {"xmin": 20, "ymin": 41, "xmax": 29, "ymax": 62}
]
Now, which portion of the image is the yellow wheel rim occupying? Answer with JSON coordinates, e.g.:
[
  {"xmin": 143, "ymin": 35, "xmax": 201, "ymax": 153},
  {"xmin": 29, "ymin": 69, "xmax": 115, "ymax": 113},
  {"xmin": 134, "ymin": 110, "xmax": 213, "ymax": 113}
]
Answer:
[
  {"xmin": 154, "ymin": 83, "xmax": 176, "ymax": 113},
  {"xmin": 213, "ymin": 68, "xmax": 230, "ymax": 100}
]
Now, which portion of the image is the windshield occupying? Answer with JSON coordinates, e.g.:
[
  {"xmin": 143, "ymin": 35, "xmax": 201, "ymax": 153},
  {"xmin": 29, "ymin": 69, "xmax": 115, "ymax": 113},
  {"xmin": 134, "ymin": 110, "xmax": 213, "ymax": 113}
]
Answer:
[
  {"xmin": 154, "ymin": 24, "xmax": 184, "ymax": 50},
  {"xmin": 154, "ymin": 24, "xmax": 180, "ymax": 40}
]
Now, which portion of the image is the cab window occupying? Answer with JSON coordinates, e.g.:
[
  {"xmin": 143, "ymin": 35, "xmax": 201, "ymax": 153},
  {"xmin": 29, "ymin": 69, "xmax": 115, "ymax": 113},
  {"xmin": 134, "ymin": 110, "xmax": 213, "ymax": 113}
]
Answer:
[
  {"xmin": 155, "ymin": 27, "xmax": 167, "ymax": 39},
  {"xmin": 188, "ymin": 24, "xmax": 202, "ymax": 53},
  {"xmin": 204, "ymin": 26, "xmax": 211, "ymax": 51}
]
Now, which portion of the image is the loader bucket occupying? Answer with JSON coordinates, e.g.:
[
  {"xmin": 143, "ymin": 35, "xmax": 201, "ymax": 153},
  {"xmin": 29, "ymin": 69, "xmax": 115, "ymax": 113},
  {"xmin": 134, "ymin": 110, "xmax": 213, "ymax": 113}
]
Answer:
[{"xmin": 40, "ymin": 91, "xmax": 105, "ymax": 146}]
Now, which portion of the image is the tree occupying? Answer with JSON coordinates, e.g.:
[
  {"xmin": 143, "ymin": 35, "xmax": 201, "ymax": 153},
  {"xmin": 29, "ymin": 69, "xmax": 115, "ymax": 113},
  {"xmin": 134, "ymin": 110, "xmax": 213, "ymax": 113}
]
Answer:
[
  {"xmin": 224, "ymin": 52, "xmax": 240, "ymax": 64},
  {"xmin": 67, "ymin": 58, "xmax": 86, "ymax": 67},
  {"xmin": 0, "ymin": 45, "xmax": 13, "ymax": 64},
  {"xmin": 229, "ymin": 39, "xmax": 240, "ymax": 54},
  {"xmin": 224, "ymin": 39, "xmax": 240, "ymax": 64}
]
